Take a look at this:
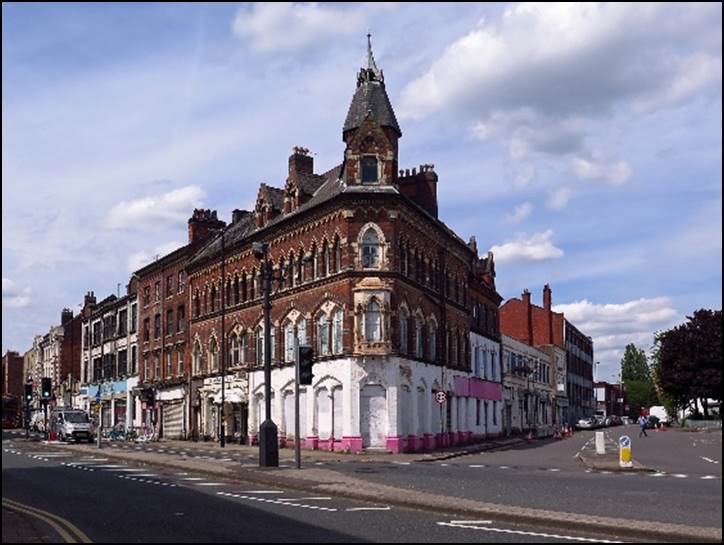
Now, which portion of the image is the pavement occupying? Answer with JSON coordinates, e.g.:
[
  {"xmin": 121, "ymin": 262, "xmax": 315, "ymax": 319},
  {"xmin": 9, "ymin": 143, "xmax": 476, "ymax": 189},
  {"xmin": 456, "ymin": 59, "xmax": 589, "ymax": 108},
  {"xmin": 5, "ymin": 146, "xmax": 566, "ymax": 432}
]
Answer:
[{"xmin": 4, "ymin": 427, "xmax": 721, "ymax": 543}]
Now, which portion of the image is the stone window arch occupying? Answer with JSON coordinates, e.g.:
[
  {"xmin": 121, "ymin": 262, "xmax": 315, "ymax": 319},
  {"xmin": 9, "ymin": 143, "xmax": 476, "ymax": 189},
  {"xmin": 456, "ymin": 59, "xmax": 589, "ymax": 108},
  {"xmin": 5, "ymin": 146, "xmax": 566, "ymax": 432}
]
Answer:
[
  {"xmin": 193, "ymin": 340, "xmax": 202, "ymax": 375},
  {"xmin": 209, "ymin": 335, "xmax": 219, "ymax": 372},
  {"xmin": 359, "ymin": 223, "xmax": 385, "ymax": 269},
  {"xmin": 414, "ymin": 313, "xmax": 424, "ymax": 358},
  {"xmin": 333, "ymin": 236, "xmax": 341, "ymax": 273},
  {"xmin": 316, "ymin": 313, "xmax": 329, "ymax": 356},
  {"xmin": 361, "ymin": 155, "xmax": 378, "ymax": 184}
]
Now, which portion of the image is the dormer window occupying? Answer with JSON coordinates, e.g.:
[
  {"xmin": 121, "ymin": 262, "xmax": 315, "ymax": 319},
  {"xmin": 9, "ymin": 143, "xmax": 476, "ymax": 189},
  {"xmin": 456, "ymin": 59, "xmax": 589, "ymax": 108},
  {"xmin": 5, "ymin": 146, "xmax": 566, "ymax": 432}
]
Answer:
[{"xmin": 361, "ymin": 156, "xmax": 378, "ymax": 183}]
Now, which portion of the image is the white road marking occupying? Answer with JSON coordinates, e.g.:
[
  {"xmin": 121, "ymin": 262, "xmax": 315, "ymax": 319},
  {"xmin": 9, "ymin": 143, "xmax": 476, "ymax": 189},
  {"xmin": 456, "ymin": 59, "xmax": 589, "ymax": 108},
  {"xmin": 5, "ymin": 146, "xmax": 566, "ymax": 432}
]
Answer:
[
  {"xmin": 240, "ymin": 490, "xmax": 284, "ymax": 494},
  {"xmin": 181, "ymin": 477, "xmax": 204, "ymax": 481},
  {"xmin": 93, "ymin": 464, "xmax": 127, "ymax": 468},
  {"xmin": 649, "ymin": 472, "xmax": 667, "ymax": 477},
  {"xmin": 701, "ymin": 475, "xmax": 719, "ymax": 480},
  {"xmin": 218, "ymin": 492, "xmax": 337, "ymax": 512},
  {"xmin": 469, "ymin": 464, "xmax": 485, "ymax": 468},
  {"xmin": 278, "ymin": 497, "xmax": 332, "ymax": 502},
  {"xmin": 548, "ymin": 468, "xmax": 561, "ymax": 472},
  {"xmin": 345, "ymin": 507, "xmax": 391, "ymax": 511},
  {"xmin": 194, "ymin": 482, "xmax": 225, "ymax": 486},
  {"xmin": 438, "ymin": 521, "xmax": 623, "ymax": 543},
  {"xmin": 103, "ymin": 468, "xmax": 149, "ymax": 473},
  {"xmin": 701, "ymin": 457, "xmax": 719, "ymax": 464},
  {"xmin": 672, "ymin": 474, "xmax": 688, "ymax": 478},
  {"xmin": 392, "ymin": 461, "xmax": 410, "ymax": 465}
]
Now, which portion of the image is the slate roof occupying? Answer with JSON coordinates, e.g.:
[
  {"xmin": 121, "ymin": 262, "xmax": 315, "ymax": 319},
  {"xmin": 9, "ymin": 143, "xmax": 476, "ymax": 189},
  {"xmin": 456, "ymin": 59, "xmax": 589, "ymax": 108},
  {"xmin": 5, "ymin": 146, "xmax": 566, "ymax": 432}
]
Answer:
[
  {"xmin": 188, "ymin": 164, "xmax": 343, "ymax": 268},
  {"xmin": 343, "ymin": 80, "xmax": 401, "ymax": 137}
]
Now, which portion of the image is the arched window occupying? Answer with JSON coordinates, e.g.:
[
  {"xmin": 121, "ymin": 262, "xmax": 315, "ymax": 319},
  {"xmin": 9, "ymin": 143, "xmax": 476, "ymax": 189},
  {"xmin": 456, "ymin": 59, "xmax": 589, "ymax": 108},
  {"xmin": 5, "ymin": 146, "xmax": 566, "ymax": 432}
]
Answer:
[
  {"xmin": 194, "ymin": 291, "xmax": 201, "ymax": 317},
  {"xmin": 365, "ymin": 300, "xmax": 381, "ymax": 341},
  {"xmin": 193, "ymin": 341, "xmax": 202, "ymax": 374},
  {"xmin": 239, "ymin": 332, "xmax": 247, "ymax": 365},
  {"xmin": 400, "ymin": 242, "xmax": 407, "ymax": 275},
  {"xmin": 298, "ymin": 249, "xmax": 305, "ymax": 283},
  {"xmin": 361, "ymin": 156, "xmax": 378, "ymax": 183},
  {"xmin": 278, "ymin": 258, "xmax": 286, "ymax": 290},
  {"xmin": 209, "ymin": 337, "xmax": 218, "ymax": 371},
  {"xmin": 230, "ymin": 332, "xmax": 239, "ymax": 366},
  {"xmin": 226, "ymin": 279, "xmax": 232, "ymax": 306},
  {"xmin": 251, "ymin": 269, "xmax": 258, "ymax": 299},
  {"xmin": 361, "ymin": 228, "xmax": 381, "ymax": 268},
  {"xmin": 399, "ymin": 308, "xmax": 408, "ymax": 355},
  {"xmin": 210, "ymin": 285, "xmax": 217, "ymax": 312},
  {"xmin": 428, "ymin": 322, "xmax": 437, "ymax": 362},
  {"xmin": 256, "ymin": 326, "xmax": 264, "ymax": 366},
  {"xmin": 241, "ymin": 272, "xmax": 248, "ymax": 302},
  {"xmin": 234, "ymin": 276, "xmax": 240, "ymax": 305},
  {"xmin": 415, "ymin": 317, "xmax": 423, "ymax": 358},
  {"xmin": 333, "ymin": 237, "xmax": 341, "ymax": 273},
  {"xmin": 322, "ymin": 243, "xmax": 329, "ymax": 277},
  {"xmin": 284, "ymin": 322, "xmax": 295, "ymax": 362},
  {"xmin": 332, "ymin": 309, "xmax": 343, "ymax": 355},
  {"xmin": 311, "ymin": 244, "xmax": 318, "ymax": 279},
  {"xmin": 297, "ymin": 318, "xmax": 308, "ymax": 346},
  {"xmin": 317, "ymin": 314, "xmax": 329, "ymax": 355}
]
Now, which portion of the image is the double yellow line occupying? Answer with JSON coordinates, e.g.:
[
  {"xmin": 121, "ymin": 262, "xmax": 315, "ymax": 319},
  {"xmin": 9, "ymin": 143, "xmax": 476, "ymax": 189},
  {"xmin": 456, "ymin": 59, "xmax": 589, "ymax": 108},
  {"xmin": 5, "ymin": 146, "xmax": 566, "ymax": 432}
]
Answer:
[{"xmin": 2, "ymin": 497, "xmax": 93, "ymax": 543}]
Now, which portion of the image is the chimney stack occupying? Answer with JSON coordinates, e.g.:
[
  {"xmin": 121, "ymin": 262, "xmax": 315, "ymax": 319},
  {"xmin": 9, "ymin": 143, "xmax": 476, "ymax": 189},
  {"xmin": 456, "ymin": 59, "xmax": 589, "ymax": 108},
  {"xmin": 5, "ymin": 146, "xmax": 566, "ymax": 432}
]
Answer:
[
  {"xmin": 543, "ymin": 284, "xmax": 554, "ymax": 344},
  {"xmin": 188, "ymin": 209, "xmax": 226, "ymax": 245},
  {"xmin": 289, "ymin": 146, "xmax": 313, "ymax": 176},
  {"xmin": 522, "ymin": 289, "xmax": 533, "ymax": 345},
  {"xmin": 61, "ymin": 308, "xmax": 74, "ymax": 326}
]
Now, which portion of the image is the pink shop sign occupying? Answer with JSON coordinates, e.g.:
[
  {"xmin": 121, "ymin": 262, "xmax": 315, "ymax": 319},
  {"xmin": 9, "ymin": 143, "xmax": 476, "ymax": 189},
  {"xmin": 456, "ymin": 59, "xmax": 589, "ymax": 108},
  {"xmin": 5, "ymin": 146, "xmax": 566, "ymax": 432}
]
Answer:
[{"xmin": 454, "ymin": 376, "xmax": 502, "ymax": 401}]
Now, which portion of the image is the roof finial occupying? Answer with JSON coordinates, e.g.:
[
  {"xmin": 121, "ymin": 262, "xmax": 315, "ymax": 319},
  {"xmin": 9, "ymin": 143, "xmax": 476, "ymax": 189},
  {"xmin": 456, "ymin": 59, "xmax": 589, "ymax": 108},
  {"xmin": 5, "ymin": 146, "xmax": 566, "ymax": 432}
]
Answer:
[{"xmin": 365, "ymin": 31, "xmax": 378, "ymax": 72}]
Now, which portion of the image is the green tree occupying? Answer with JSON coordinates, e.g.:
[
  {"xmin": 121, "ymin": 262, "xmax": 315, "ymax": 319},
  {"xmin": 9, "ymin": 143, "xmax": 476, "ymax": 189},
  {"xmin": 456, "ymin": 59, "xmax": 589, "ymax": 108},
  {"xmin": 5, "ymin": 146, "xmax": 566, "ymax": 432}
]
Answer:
[
  {"xmin": 620, "ymin": 344, "xmax": 658, "ymax": 418},
  {"xmin": 621, "ymin": 343, "xmax": 650, "ymax": 381},
  {"xmin": 653, "ymin": 309, "xmax": 722, "ymax": 418}
]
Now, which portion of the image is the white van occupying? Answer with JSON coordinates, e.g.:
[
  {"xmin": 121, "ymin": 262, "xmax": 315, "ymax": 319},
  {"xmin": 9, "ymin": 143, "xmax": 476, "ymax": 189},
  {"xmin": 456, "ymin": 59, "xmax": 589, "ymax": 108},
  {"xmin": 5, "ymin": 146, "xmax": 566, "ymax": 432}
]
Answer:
[{"xmin": 51, "ymin": 409, "xmax": 94, "ymax": 443}]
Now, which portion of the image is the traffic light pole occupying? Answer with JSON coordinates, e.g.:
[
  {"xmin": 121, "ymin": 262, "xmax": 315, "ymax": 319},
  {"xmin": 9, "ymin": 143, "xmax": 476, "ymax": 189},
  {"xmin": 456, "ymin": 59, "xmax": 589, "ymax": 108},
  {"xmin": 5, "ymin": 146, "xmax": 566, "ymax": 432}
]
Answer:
[
  {"xmin": 97, "ymin": 399, "xmax": 103, "ymax": 449},
  {"xmin": 43, "ymin": 400, "xmax": 48, "ymax": 442},
  {"xmin": 295, "ymin": 337, "xmax": 301, "ymax": 470}
]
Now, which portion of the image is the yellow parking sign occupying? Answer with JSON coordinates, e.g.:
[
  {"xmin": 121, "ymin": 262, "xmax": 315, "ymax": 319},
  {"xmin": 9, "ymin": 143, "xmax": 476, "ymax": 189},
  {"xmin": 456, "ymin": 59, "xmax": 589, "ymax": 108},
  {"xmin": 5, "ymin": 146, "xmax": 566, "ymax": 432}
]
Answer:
[{"xmin": 619, "ymin": 435, "xmax": 632, "ymax": 468}]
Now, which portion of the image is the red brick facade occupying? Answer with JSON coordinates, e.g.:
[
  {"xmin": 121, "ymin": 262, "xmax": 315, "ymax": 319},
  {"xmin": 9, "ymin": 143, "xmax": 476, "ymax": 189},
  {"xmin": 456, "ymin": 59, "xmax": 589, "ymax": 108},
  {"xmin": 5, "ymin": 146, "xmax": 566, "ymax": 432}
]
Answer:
[
  {"xmin": 500, "ymin": 285, "xmax": 564, "ymax": 349},
  {"xmin": 2, "ymin": 350, "xmax": 24, "ymax": 399}
]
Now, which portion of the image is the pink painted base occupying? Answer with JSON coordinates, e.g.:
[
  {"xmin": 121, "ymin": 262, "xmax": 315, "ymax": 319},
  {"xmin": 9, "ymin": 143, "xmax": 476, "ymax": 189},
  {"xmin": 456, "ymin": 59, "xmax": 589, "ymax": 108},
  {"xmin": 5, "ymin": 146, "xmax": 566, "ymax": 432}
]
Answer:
[
  {"xmin": 406, "ymin": 435, "xmax": 418, "ymax": 452},
  {"xmin": 341, "ymin": 436, "xmax": 363, "ymax": 453},
  {"xmin": 386, "ymin": 436, "xmax": 403, "ymax": 453},
  {"xmin": 423, "ymin": 434, "xmax": 435, "ymax": 450},
  {"xmin": 306, "ymin": 435, "xmax": 319, "ymax": 450}
]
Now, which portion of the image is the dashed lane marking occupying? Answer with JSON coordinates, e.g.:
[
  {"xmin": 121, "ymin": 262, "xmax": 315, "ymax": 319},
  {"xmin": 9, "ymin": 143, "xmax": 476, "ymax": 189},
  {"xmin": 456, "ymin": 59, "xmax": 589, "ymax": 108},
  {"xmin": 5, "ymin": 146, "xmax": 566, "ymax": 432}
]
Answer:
[
  {"xmin": 217, "ymin": 492, "xmax": 337, "ymax": 512},
  {"xmin": 437, "ymin": 521, "xmax": 623, "ymax": 543},
  {"xmin": 240, "ymin": 490, "xmax": 284, "ymax": 494},
  {"xmin": 345, "ymin": 507, "xmax": 391, "ymax": 511}
]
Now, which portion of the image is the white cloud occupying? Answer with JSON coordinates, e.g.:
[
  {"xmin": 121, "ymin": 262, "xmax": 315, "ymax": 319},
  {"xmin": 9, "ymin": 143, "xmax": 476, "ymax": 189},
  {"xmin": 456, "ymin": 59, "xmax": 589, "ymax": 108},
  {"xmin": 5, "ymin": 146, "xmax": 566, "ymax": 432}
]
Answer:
[
  {"xmin": 553, "ymin": 296, "xmax": 679, "ymax": 338},
  {"xmin": 490, "ymin": 229, "xmax": 564, "ymax": 264},
  {"xmin": 572, "ymin": 156, "xmax": 633, "ymax": 185},
  {"xmin": 547, "ymin": 187, "xmax": 573, "ymax": 210},
  {"xmin": 232, "ymin": 3, "xmax": 383, "ymax": 53},
  {"xmin": 505, "ymin": 201, "xmax": 533, "ymax": 223},
  {"xmin": 553, "ymin": 296, "xmax": 681, "ymax": 378},
  {"xmin": 2, "ymin": 278, "xmax": 31, "ymax": 308},
  {"xmin": 127, "ymin": 241, "xmax": 185, "ymax": 274},
  {"xmin": 106, "ymin": 186, "xmax": 205, "ymax": 230},
  {"xmin": 514, "ymin": 165, "xmax": 536, "ymax": 187}
]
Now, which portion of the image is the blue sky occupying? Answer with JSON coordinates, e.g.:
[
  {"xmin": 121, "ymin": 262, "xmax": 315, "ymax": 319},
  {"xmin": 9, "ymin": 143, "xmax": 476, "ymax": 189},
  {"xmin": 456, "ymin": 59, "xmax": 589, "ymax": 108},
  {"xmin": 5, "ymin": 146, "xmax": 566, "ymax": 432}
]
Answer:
[{"xmin": 3, "ymin": 3, "xmax": 722, "ymax": 382}]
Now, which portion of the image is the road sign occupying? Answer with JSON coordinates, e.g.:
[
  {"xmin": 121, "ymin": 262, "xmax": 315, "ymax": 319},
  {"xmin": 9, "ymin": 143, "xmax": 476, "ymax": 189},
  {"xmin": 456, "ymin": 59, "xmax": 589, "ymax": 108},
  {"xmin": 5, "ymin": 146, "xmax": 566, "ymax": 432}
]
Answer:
[
  {"xmin": 434, "ymin": 391, "xmax": 447, "ymax": 405},
  {"xmin": 619, "ymin": 435, "xmax": 632, "ymax": 468}
]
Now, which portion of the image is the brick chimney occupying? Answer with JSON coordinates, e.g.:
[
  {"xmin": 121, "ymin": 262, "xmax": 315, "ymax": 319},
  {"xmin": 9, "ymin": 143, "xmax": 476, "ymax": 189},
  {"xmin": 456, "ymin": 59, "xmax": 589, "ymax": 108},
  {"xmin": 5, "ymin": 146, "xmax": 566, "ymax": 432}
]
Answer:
[
  {"xmin": 188, "ymin": 209, "xmax": 226, "ymax": 245},
  {"xmin": 61, "ymin": 308, "xmax": 74, "ymax": 325},
  {"xmin": 543, "ymin": 283, "xmax": 554, "ymax": 344},
  {"xmin": 289, "ymin": 146, "xmax": 313, "ymax": 176},
  {"xmin": 522, "ymin": 289, "xmax": 533, "ymax": 345},
  {"xmin": 84, "ymin": 291, "xmax": 96, "ymax": 308}
]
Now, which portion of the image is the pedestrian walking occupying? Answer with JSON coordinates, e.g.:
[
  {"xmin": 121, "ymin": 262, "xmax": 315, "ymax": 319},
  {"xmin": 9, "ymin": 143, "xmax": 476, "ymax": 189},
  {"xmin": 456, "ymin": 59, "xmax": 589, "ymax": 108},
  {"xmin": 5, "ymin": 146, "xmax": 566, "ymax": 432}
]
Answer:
[{"xmin": 638, "ymin": 414, "xmax": 648, "ymax": 437}]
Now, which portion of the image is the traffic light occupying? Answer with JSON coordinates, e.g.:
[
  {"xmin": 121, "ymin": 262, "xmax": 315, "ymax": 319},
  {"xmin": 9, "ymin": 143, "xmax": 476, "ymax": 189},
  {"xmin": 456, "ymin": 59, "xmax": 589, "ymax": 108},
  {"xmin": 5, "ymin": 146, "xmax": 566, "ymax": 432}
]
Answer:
[
  {"xmin": 41, "ymin": 378, "xmax": 52, "ymax": 400},
  {"xmin": 24, "ymin": 384, "xmax": 33, "ymax": 403},
  {"xmin": 298, "ymin": 345, "xmax": 314, "ymax": 385}
]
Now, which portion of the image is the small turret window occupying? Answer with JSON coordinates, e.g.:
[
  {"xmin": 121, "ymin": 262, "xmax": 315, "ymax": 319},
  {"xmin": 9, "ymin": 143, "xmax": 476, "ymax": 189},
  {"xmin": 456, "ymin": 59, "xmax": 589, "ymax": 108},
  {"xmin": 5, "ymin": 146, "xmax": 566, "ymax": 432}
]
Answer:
[{"xmin": 361, "ymin": 156, "xmax": 378, "ymax": 183}]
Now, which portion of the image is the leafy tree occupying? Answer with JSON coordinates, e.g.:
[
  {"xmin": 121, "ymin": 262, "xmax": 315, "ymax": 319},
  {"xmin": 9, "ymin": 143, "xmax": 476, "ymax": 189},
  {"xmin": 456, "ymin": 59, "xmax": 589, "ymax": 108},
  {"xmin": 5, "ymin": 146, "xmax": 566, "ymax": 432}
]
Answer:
[
  {"xmin": 653, "ymin": 309, "xmax": 722, "ymax": 418},
  {"xmin": 621, "ymin": 343, "xmax": 650, "ymax": 382},
  {"xmin": 619, "ymin": 344, "xmax": 658, "ymax": 418}
]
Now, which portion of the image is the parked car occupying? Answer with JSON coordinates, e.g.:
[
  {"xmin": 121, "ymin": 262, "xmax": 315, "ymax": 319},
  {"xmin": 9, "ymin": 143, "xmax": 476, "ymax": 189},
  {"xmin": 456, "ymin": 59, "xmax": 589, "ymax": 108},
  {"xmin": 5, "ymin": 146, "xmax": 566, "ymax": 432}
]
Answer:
[
  {"xmin": 608, "ymin": 415, "xmax": 622, "ymax": 426},
  {"xmin": 50, "ymin": 409, "xmax": 94, "ymax": 443},
  {"xmin": 593, "ymin": 415, "xmax": 606, "ymax": 428},
  {"xmin": 576, "ymin": 417, "xmax": 597, "ymax": 429}
]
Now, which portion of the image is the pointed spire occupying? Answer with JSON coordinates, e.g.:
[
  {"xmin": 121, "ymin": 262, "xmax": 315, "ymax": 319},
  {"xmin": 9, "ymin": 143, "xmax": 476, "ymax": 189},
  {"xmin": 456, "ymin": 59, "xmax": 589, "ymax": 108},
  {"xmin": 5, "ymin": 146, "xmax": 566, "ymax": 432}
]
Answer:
[{"xmin": 358, "ymin": 32, "xmax": 383, "ymax": 85}]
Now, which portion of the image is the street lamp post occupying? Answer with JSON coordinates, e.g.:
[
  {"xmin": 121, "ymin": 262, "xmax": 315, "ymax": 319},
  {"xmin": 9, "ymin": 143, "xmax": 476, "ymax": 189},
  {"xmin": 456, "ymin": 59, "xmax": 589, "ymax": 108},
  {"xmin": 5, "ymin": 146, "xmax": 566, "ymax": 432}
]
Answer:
[{"xmin": 254, "ymin": 242, "xmax": 278, "ymax": 467}]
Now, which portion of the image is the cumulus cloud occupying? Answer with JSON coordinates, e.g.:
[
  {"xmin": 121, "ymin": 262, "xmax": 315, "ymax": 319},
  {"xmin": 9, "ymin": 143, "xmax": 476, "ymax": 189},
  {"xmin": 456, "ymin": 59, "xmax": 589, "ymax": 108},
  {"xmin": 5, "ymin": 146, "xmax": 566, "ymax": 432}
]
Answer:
[
  {"xmin": 127, "ymin": 241, "xmax": 185, "ymax": 274},
  {"xmin": 106, "ymin": 186, "xmax": 205, "ymax": 230},
  {"xmin": 547, "ymin": 187, "xmax": 573, "ymax": 210},
  {"xmin": 232, "ymin": 3, "xmax": 386, "ymax": 53},
  {"xmin": 553, "ymin": 296, "xmax": 681, "ymax": 377},
  {"xmin": 490, "ymin": 230, "xmax": 564, "ymax": 264},
  {"xmin": 2, "ymin": 278, "xmax": 32, "ymax": 308},
  {"xmin": 505, "ymin": 201, "xmax": 533, "ymax": 223},
  {"xmin": 572, "ymin": 156, "xmax": 633, "ymax": 185},
  {"xmin": 401, "ymin": 3, "xmax": 720, "ymax": 199}
]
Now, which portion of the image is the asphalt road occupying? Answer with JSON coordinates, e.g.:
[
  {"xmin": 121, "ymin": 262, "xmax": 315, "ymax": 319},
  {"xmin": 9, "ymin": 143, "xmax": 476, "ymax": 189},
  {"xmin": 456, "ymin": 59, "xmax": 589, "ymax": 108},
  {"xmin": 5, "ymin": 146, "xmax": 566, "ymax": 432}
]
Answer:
[
  {"xmin": 2, "ymin": 431, "xmax": 638, "ymax": 543},
  {"xmin": 328, "ymin": 427, "xmax": 722, "ymax": 528}
]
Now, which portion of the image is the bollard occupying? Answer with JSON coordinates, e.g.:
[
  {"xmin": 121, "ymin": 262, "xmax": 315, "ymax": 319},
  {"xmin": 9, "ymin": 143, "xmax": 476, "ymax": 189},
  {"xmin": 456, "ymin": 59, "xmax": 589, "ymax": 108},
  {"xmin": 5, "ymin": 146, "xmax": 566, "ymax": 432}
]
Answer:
[
  {"xmin": 619, "ymin": 435, "xmax": 632, "ymax": 468},
  {"xmin": 595, "ymin": 431, "xmax": 606, "ymax": 455}
]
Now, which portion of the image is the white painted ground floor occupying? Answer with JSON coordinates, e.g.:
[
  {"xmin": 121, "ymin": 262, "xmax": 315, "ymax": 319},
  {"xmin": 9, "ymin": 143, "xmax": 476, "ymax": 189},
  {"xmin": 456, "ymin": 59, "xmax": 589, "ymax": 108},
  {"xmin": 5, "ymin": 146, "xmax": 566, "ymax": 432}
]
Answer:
[{"xmin": 247, "ymin": 356, "xmax": 503, "ymax": 453}]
